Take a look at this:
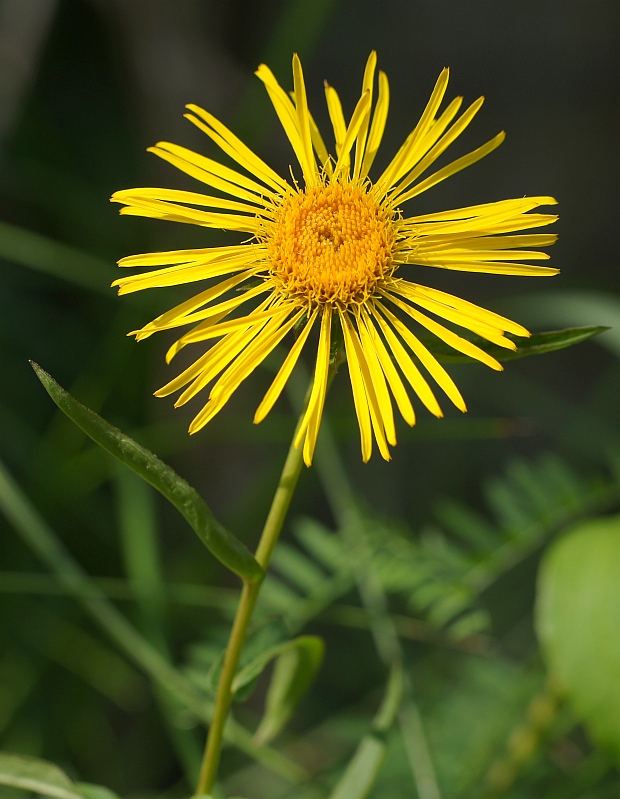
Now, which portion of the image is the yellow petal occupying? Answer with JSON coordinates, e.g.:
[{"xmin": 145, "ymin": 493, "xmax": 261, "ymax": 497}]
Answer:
[
  {"xmin": 386, "ymin": 292, "xmax": 504, "ymax": 371},
  {"xmin": 360, "ymin": 308, "xmax": 415, "ymax": 426},
  {"xmin": 292, "ymin": 53, "xmax": 319, "ymax": 186},
  {"xmin": 377, "ymin": 67, "xmax": 450, "ymax": 191},
  {"xmin": 403, "ymin": 196, "xmax": 557, "ymax": 225},
  {"xmin": 332, "ymin": 90, "xmax": 371, "ymax": 180},
  {"xmin": 355, "ymin": 311, "xmax": 396, "ymax": 445},
  {"xmin": 360, "ymin": 69, "xmax": 390, "ymax": 178},
  {"xmin": 296, "ymin": 307, "xmax": 332, "ymax": 467},
  {"xmin": 185, "ymin": 104, "xmax": 290, "ymax": 193},
  {"xmin": 324, "ymin": 83, "xmax": 348, "ymax": 170},
  {"xmin": 117, "ymin": 244, "xmax": 256, "ymax": 268},
  {"xmin": 255, "ymin": 63, "xmax": 317, "ymax": 185},
  {"xmin": 401, "ymin": 283, "xmax": 529, "ymax": 337},
  {"xmin": 201, "ymin": 308, "xmax": 303, "ymax": 426},
  {"xmin": 135, "ymin": 279, "xmax": 269, "ymax": 339},
  {"xmin": 352, "ymin": 50, "xmax": 377, "ymax": 181},
  {"xmin": 371, "ymin": 305, "xmax": 443, "ymax": 418},
  {"xmin": 254, "ymin": 310, "xmax": 318, "ymax": 424},
  {"xmin": 113, "ymin": 195, "xmax": 260, "ymax": 234},
  {"xmin": 173, "ymin": 315, "xmax": 275, "ymax": 405},
  {"xmin": 339, "ymin": 311, "xmax": 373, "ymax": 462},
  {"xmin": 113, "ymin": 250, "xmax": 262, "ymax": 295},
  {"xmin": 392, "ymin": 97, "xmax": 485, "ymax": 196},
  {"xmin": 149, "ymin": 142, "xmax": 274, "ymax": 203},
  {"xmin": 395, "ymin": 131, "xmax": 505, "ymax": 203},
  {"xmin": 307, "ymin": 109, "xmax": 332, "ymax": 175},
  {"xmin": 377, "ymin": 304, "xmax": 467, "ymax": 412},
  {"xmin": 112, "ymin": 187, "xmax": 267, "ymax": 216}
]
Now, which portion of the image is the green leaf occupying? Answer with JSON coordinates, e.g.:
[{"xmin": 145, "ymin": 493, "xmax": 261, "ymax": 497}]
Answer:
[
  {"xmin": 422, "ymin": 326, "xmax": 608, "ymax": 363},
  {"xmin": 75, "ymin": 784, "xmax": 123, "ymax": 799},
  {"xmin": 505, "ymin": 289, "xmax": 620, "ymax": 358},
  {"xmin": 327, "ymin": 662, "xmax": 403, "ymax": 799},
  {"xmin": 205, "ymin": 617, "xmax": 289, "ymax": 698},
  {"xmin": 536, "ymin": 513, "xmax": 620, "ymax": 764},
  {"xmin": 0, "ymin": 752, "xmax": 122, "ymax": 799},
  {"xmin": 228, "ymin": 635, "xmax": 324, "ymax": 744},
  {"xmin": 31, "ymin": 364, "xmax": 262, "ymax": 583},
  {"xmin": 329, "ymin": 737, "xmax": 386, "ymax": 799},
  {"xmin": 253, "ymin": 636, "xmax": 326, "ymax": 745}
]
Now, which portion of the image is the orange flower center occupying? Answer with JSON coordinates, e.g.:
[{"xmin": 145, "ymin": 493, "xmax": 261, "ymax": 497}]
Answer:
[{"xmin": 267, "ymin": 183, "xmax": 396, "ymax": 308}]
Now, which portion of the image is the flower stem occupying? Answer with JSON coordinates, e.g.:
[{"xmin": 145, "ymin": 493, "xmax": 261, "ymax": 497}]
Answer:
[{"xmin": 195, "ymin": 411, "xmax": 306, "ymax": 796}]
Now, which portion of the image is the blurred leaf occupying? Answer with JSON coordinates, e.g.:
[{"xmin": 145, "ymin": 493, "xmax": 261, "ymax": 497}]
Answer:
[
  {"xmin": 423, "ymin": 326, "xmax": 608, "ymax": 364},
  {"xmin": 75, "ymin": 785, "xmax": 122, "ymax": 799},
  {"xmin": 0, "ymin": 458, "xmax": 304, "ymax": 782},
  {"xmin": 328, "ymin": 662, "xmax": 403, "ymax": 799},
  {"xmin": 232, "ymin": 635, "xmax": 325, "ymax": 746},
  {"xmin": 252, "ymin": 636, "xmax": 326, "ymax": 745},
  {"xmin": 204, "ymin": 617, "xmax": 289, "ymax": 697},
  {"xmin": 31, "ymin": 363, "xmax": 263, "ymax": 582},
  {"xmin": 536, "ymin": 513, "xmax": 620, "ymax": 764},
  {"xmin": 0, "ymin": 220, "xmax": 114, "ymax": 294},
  {"xmin": 115, "ymin": 469, "xmax": 203, "ymax": 781},
  {"xmin": 18, "ymin": 609, "xmax": 145, "ymax": 710},
  {"xmin": 0, "ymin": 752, "xmax": 122, "ymax": 799}
]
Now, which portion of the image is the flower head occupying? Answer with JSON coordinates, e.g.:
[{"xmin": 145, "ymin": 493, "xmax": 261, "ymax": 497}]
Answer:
[{"xmin": 112, "ymin": 53, "xmax": 558, "ymax": 465}]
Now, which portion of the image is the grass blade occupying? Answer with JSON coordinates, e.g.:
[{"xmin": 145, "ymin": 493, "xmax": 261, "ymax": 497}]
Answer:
[
  {"xmin": 0, "ymin": 457, "xmax": 304, "ymax": 783},
  {"xmin": 0, "ymin": 220, "xmax": 113, "ymax": 294}
]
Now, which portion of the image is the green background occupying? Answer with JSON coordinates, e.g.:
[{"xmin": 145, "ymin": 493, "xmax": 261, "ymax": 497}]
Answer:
[{"xmin": 1, "ymin": 1, "xmax": 619, "ymax": 798}]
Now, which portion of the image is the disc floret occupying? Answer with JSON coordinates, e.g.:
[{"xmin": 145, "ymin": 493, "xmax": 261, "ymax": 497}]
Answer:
[{"xmin": 266, "ymin": 182, "xmax": 397, "ymax": 310}]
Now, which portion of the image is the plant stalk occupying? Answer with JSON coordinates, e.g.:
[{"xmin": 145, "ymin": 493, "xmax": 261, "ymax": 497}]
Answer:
[{"xmin": 195, "ymin": 408, "xmax": 307, "ymax": 796}]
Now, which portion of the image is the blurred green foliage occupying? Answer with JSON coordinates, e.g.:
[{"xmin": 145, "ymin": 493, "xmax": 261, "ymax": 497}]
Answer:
[{"xmin": 1, "ymin": 1, "xmax": 619, "ymax": 798}]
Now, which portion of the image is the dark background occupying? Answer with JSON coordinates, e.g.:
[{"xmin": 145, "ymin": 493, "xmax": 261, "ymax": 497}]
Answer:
[{"xmin": 0, "ymin": 1, "xmax": 619, "ymax": 797}]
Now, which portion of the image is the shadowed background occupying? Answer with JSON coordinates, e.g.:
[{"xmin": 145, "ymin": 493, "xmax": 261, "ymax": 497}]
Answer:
[{"xmin": 0, "ymin": 1, "xmax": 619, "ymax": 797}]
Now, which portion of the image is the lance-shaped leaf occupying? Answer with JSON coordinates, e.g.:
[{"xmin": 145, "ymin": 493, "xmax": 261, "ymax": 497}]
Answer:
[
  {"xmin": 536, "ymin": 513, "xmax": 620, "ymax": 765},
  {"xmin": 328, "ymin": 661, "xmax": 403, "ymax": 799},
  {"xmin": 423, "ymin": 326, "xmax": 608, "ymax": 363},
  {"xmin": 31, "ymin": 363, "xmax": 263, "ymax": 582},
  {"xmin": 230, "ymin": 635, "xmax": 325, "ymax": 744},
  {"xmin": 0, "ymin": 752, "xmax": 122, "ymax": 799}
]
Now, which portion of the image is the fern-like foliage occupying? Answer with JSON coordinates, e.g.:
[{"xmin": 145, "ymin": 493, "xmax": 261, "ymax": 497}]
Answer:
[{"xmin": 255, "ymin": 453, "xmax": 620, "ymax": 642}]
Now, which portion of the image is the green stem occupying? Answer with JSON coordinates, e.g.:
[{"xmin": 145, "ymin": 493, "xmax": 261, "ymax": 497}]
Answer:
[{"xmin": 195, "ymin": 408, "xmax": 306, "ymax": 796}]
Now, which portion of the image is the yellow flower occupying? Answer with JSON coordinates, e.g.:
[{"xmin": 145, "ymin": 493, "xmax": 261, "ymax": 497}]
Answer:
[{"xmin": 112, "ymin": 53, "xmax": 558, "ymax": 466}]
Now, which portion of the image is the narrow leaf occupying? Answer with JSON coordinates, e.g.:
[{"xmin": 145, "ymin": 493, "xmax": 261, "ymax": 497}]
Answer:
[
  {"xmin": 220, "ymin": 634, "xmax": 324, "ymax": 744},
  {"xmin": 329, "ymin": 737, "xmax": 386, "ymax": 799},
  {"xmin": 422, "ymin": 326, "xmax": 608, "ymax": 363},
  {"xmin": 31, "ymin": 363, "xmax": 262, "ymax": 582},
  {"xmin": 253, "ymin": 636, "xmax": 325, "ymax": 745},
  {"xmin": 536, "ymin": 513, "xmax": 620, "ymax": 764},
  {"xmin": 328, "ymin": 662, "xmax": 403, "ymax": 799},
  {"xmin": 0, "ymin": 220, "xmax": 114, "ymax": 294},
  {"xmin": 232, "ymin": 634, "xmax": 323, "ymax": 688},
  {"xmin": 0, "ymin": 752, "xmax": 83, "ymax": 799}
]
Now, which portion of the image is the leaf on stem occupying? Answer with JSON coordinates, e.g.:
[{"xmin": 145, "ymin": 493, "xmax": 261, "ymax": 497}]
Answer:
[
  {"xmin": 223, "ymin": 634, "xmax": 325, "ymax": 744},
  {"xmin": 31, "ymin": 363, "xmax": 263, "ymax": 582},
  {"xmin": 422, "ymin": 326, "xmax": 608, "ymax": 363}
]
